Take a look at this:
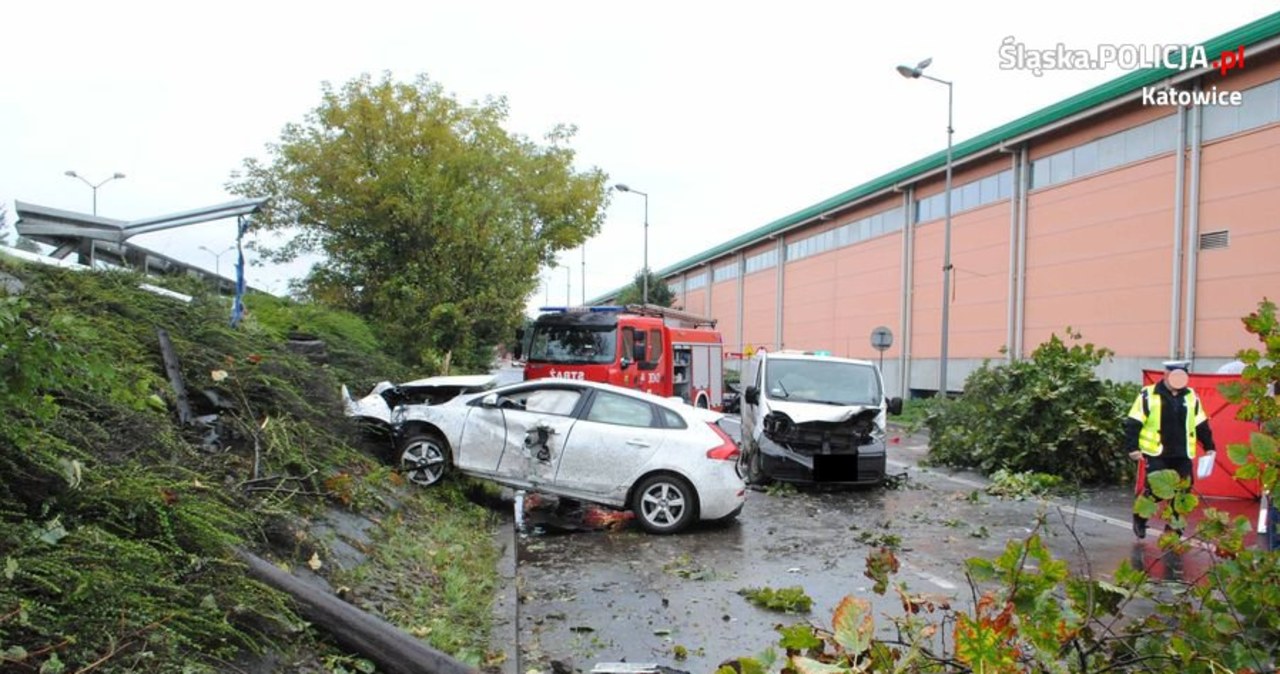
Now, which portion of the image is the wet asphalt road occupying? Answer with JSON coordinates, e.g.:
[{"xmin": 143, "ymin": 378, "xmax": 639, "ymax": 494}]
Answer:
[{"xmin": 505, "ymin": 421, "xmax": 1232, "ymax": 674}]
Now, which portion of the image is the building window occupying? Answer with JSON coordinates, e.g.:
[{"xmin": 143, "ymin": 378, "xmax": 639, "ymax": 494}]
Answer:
[
  {"xmin": 745, "ymin": 249, "xmax": 778, "ymax": 274},
  {"xmin": 713, "ymin": 262, "xmax": 739, "ymax": 283},
  {"xmin": 914, "ymin": 169, "xmax": 1013, "ymax": 222},
  {"xmin": 685, "ymin": 272, "xmax": 708, "ymax": 290}
]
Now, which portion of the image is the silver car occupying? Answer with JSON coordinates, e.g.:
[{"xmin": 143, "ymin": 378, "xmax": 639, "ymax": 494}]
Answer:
[{"xmin": 388, "ymin": 378, "xmax": 746, "ymax": 534}]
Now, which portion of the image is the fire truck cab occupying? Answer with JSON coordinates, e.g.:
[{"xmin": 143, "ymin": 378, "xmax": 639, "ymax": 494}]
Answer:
[{"xmin": 515, "ymin": 304, "xmax": 725, "ymax": 409}]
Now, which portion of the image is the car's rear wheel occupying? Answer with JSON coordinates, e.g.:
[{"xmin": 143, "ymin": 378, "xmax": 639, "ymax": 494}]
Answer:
[
  {"xmin": 631, "ymin": 474, "xmax": 697, "ymax": 535},
  {"xmin": 399, "ymin": 432, "xmax": 451, "ymax": 487}
]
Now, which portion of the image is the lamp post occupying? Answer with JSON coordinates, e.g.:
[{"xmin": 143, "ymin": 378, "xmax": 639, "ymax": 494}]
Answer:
[
  {"xmin": 64, "ymin": 170, "xmax": 126, "ymax": 216},
  {"xmin": 613, "ymin": 183, "xmax": 649, "ymax": 305},
  {"xmin": 897, "ymin": 58, "xmax": 953, "ymax": 396},
  {"xmin": 199, "ymin": 245, "xmax": 235, "ymax": 294}
]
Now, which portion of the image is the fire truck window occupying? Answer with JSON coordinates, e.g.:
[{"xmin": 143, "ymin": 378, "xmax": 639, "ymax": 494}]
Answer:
[
  {"xmin": 647, "ymin": 329, "xmax": 662, "ymax": 365},
  {"xmin": 622, "ymin": 328, "xmax": 636, "ymax": 362}
]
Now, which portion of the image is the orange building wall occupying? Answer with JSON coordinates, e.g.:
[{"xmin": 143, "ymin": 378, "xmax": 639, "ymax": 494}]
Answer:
[
  {"xmin": 682, "ymin": 288, "xmax": 706, "ymax": 317},
  {"xmin": 910, "ymin": 200, "xmax": 1014, "ymax": 360},
  {"xmin": 1022, "ymin": 153, "xmax": 1179, "ymax": 356},
  {"xmin": 742, "ymin": 268, "xmax": 777, "ymax": 351},
  {"xmin": 1192, "ymin": 123, "xmax": 1280, "ymax": 357},
  {"xmin": 833, "ymin": 233, "xmax": 904, "ymax": 360},
  {"xmin": 710, "ymin": 278, "xmax": 740, "ymax": 350},
  {"xmin": 782, "ymin": 250, "xmax": 838, "ymax": 352}
]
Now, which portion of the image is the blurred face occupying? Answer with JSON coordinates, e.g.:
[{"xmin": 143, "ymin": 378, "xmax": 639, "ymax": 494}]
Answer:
[{"xmin": 1165, "ymin": 368, "xmax": 1189, "ymax": 391}]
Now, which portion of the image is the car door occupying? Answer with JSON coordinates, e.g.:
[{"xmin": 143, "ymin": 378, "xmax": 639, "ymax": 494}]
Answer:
[
  {"xmin": 490, "ymin": 384, "xmax": 584, "ymax": 488},
  {"xmin": 551, "ymin": 389, "xmax": 666, "ymax": 500}
]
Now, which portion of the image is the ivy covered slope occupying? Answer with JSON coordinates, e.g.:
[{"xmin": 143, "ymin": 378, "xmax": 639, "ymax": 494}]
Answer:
[{"xmin": 0, "ymin": 257, "xmax": 501, "ymax": 672}]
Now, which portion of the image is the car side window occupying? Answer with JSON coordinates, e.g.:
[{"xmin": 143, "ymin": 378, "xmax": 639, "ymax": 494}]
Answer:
[
  {"xmin": 502, "ymin": 388, "xmax": 582, "ymax": 416},
  {"xmin": 659, "ymin": 407, "xmax": 687, "ymax": 429},
  {"xmin": 586, "ymin": 391, "xmax": 659, "ymax": 428}
]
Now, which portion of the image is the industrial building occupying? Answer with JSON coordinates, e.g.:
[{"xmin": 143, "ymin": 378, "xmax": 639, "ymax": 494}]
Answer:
[{"xmin": 599, "ymin": 13, "xmax": 1280, "ymax": 397}]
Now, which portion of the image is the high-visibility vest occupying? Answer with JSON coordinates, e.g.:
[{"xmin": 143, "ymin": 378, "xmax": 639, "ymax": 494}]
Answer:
[{"xmin": 1127, "ymin": 385, "xmax": 1206, "ymax": 458}]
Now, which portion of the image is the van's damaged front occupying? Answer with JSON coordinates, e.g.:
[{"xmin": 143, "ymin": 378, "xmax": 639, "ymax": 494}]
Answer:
[{"xmin": 752, "ymin": 403, "xmax": 886, "ymax": 484}]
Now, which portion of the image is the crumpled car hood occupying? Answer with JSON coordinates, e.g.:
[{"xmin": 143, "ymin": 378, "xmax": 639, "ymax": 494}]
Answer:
[
  {"xmin": 764, "ymin": 399, "xmax": 880, "ymax": 424},
  {"xmin": 342, "ymin": 374, "xmax": 497, "ymax": 425}
]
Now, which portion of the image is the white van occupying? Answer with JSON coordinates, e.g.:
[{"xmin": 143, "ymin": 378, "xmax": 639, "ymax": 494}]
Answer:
[{"xmin": 738, "ymin": 350, "xmax": 903, "ymax": 485}]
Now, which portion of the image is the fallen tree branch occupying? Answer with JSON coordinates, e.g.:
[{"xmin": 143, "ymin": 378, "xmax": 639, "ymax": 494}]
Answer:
[{"xmin": 233, "ymin": 547, "xmax": 478, "ymax": 674}]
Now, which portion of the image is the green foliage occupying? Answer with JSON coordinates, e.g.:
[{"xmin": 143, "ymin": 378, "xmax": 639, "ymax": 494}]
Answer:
[
  {"xmin": 985, "ymin": 469, "xmax": 1064, "ymax": 499},
  {"xmin": 920, "ymin": 329, "xmax": 1139, "ymax": 485},
  {"xmin": 1219, "ymin": 297, "xmax": 1280, "ymax": 490},
  {"xmin": 229, "ymin": 72, "xmax": 608, "ymax": 372},
  {"xmin": 0, "ymin": 259, "xmax": 500, "ymax": 671},
  {"xmin": 738, "ymin": 586, "xmax": 813, "ymax": 613},
  {"xmin": 615, "ymin": 269, "xmax": 676, "ymax": 308}
]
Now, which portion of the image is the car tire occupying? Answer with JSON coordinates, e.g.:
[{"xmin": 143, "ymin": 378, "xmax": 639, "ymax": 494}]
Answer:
[
  {"xmin": 631, "ymin": 474, "xmax": 698, "ymax": 535},
  {"xmin": 745, "ymin": 446, "xmax": 772, "ymax": 487},
  {"xmin": 398, "ymin": 431, "xmax": 451, "ymax": 487}
]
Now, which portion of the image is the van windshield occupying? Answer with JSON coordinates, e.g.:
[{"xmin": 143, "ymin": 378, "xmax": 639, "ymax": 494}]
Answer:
[
  {"xmin": 528, "ymin": 325, "xmax": 617, "ymax": 365},
  {"xmin": 765, "ymin": 359, "xmax": 881, "ymax": 406}
]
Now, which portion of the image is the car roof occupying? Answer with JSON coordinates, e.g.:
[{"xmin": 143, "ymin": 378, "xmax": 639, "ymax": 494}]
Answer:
[
  {"xmin": 500, "ymin": 377, "xmax": 716, "ymax": 418},
  {"xmin": 761, "ymin": 352, "xmax": 875, "ymax": 367}
]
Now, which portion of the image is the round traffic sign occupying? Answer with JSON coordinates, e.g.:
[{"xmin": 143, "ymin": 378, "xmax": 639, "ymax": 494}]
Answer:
[{"xmin": 870, "ymin": 326, "xmax": 893, "ymax": 351}]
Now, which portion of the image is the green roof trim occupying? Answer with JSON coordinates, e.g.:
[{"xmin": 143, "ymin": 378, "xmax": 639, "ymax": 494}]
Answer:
[{"xmin": 590, "ymin": 11, "xmax": 1280, "ymax": 303}]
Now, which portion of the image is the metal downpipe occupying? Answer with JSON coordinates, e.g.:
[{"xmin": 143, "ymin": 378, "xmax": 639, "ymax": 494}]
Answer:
[
  {"xmin": 1184, "ymin": 94, "xmax": 1204, "ymax": 365},
  {"xmin": 1170, "ymin": 104, "xmax": 1187, "ymax": 359}
]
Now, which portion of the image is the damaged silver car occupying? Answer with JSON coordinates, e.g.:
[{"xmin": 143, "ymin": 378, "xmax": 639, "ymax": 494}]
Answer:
[{"xmin": 738, "ymin": 350, "xmax": 902, "ymax": 486}]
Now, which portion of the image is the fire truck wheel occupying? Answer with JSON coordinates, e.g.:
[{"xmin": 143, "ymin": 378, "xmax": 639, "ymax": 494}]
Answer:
[
  {"xmin": 399, "ymin": 432, "xmax": 451, "ymax": 487},
  {"xmin": 632, "ymin": 474, "xmax": 698, "ymax": 534},
  {"xmin": 695, "ymin": 394, "xmax": 709, "ymax": 409}
]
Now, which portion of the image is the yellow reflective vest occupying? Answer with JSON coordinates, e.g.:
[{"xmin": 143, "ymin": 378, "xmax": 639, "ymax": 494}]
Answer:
[{"xmin": 1126, "ymin": 384, "xmax": 1207, "ymax": 458}]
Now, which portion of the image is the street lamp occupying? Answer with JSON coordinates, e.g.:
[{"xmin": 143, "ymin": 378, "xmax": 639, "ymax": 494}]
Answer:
[
  {"xmin": 64, "ymin": 170, "xmax": 126, "ymax": 216},
  {"xmin": 897, "ymin": 57, "xmax": 954, "ymax": 396},
  {"xmin": 613, "ymin": 183, "xmax": 649, "ymax": 305},
  {"xmin": 199, "ymin": 244, "xmax": 236, "ymax": 293}
]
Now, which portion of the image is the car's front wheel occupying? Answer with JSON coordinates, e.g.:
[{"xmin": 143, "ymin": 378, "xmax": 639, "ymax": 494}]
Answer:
[
  {"xmin": 743, "ymin": 445, "xmax": 772, "ymax": 487},
  {"xmin": 398, "ymin": 432, "xmax": 451, "ymax": 487},
  {"xmin": 631, "ymin": 474, "xmax": 697, "ymax": 534}
]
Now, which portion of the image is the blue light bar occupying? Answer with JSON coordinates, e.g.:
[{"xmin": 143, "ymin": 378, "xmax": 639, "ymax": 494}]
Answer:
[{"xmin": 538, "ymin": 305, "xmax": 626, "ymax": 314}]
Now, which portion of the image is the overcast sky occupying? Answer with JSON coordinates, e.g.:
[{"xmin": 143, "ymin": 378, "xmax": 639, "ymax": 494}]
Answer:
[{"xmin": 2, "ymin": 1, "xmax": 1273, "ymax": 311}]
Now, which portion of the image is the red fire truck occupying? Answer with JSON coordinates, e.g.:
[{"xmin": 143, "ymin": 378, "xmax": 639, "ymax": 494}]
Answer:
[{"xmin": 514, "ymin": 304, "xmax": 725, "ymax": 409}]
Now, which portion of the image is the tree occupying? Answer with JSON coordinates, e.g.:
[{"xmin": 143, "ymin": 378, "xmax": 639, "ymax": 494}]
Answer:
[
  {"xmin": 228, "ymin": 73, "xmax": 608, "ymax": 371},
  {"xmin": 615, "ymin": 269, "xmax": 675, "ymax": 308}
]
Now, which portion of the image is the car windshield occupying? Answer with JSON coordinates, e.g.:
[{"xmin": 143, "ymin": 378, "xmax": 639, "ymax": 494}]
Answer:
[
  {"xmin": 528, "ymin": 325, "xmax": 617, "ymax": 364},
  {"xmin": 765, "ymin": 359, "xmax": 881, "ymax": 406}
]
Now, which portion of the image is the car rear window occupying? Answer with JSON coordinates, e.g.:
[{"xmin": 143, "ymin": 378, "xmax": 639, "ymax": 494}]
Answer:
[{"xmin": 660, "ymin": 408, "xmax": 687, "ymax": 429}]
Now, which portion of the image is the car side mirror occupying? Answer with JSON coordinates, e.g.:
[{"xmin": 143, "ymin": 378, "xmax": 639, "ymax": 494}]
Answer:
[
  {"xmin": 887, "ymin": 396, "xmax": 903, "ymax": 416},
  {"xmin": 744, "ymin": 386, "xmax": 759, "ymax": 405},
  {"xmin": 481, "ymin": 393, "xmax": 500, "ymax": 408}
]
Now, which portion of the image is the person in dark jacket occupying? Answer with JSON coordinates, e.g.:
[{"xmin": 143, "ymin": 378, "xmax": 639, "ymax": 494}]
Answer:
[{"xmin": 1123, "ymin": 360, "xmax": 1216, "ymax": 539}]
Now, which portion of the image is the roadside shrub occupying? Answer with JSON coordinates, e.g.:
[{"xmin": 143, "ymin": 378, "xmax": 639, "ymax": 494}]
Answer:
[{"xmin": 921, "ymin": 329, "xmax": 1139, "ymax": 485}]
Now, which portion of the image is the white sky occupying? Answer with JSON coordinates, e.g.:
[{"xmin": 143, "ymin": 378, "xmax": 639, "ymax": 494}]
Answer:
[{"xmin": 1, "ymin": 1, "xmax": 1273, "ymax": 311}]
